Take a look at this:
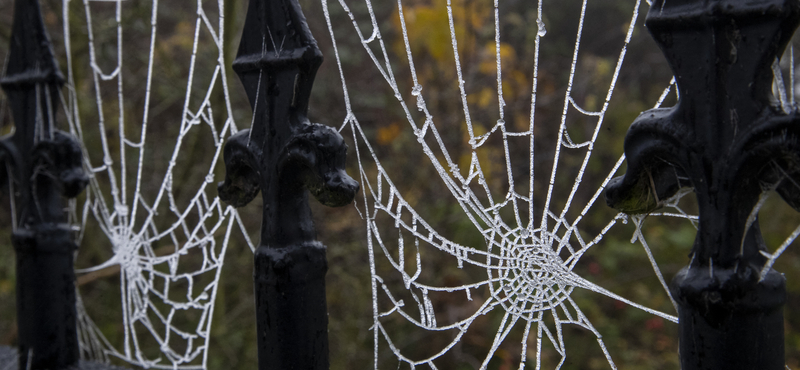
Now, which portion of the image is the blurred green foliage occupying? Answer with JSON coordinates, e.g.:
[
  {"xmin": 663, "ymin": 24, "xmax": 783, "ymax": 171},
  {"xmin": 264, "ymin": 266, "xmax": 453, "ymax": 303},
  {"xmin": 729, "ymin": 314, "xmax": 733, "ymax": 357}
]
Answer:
[{"xmin": 0, "ymin": 0, "xmax": 799, "ymax": 369}]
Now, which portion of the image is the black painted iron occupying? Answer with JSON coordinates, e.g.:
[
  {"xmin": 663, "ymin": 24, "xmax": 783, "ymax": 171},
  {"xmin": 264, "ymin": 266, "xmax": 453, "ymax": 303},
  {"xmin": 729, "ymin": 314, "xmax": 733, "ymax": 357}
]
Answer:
[
  {"xmin": 606, "ymin": 0, "xmax": 800, "ymax": 369},
  {"xmin": 1, "ymin": 0, "xmax": 89, "ymax": 369},
  {"xmin": 218, "ymin": 0, "xmax": 359, "ymax": 368}
]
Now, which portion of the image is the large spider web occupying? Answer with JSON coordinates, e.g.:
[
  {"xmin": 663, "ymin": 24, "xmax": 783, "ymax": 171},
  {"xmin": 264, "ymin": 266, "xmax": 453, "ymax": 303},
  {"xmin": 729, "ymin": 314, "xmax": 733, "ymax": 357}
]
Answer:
[{"xmin": 320, "ymin": 0, "xmax": 800, "ymax": 367}]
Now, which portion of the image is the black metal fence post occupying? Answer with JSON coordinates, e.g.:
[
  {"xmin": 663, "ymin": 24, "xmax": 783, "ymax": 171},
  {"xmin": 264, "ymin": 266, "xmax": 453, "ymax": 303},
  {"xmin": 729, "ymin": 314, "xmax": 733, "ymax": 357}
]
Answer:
[
  {"xmin": 218, "ymin": 0, "xmax": 359, "ymax": 368},
  {"xmin": 1, "ymin": 0, "xmax": 89, "ymax": 369},
  {"xmin": 606, "ymin": 0, "xmax": 800, "ymax": 369}
]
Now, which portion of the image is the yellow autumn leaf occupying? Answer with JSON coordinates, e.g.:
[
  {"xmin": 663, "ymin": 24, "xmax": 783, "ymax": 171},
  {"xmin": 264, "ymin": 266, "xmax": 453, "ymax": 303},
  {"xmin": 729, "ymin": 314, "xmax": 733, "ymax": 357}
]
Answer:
[
  {"xmin": 391, "ymin": 0, "xmax": 492, "ymax": 70},
  {"xmin": 477, "ymin": 87, "xmax": 495, "ymax": 108},
  {"xmin": 478, "ymin": 41, "xmax": 517, "ymax": 75},
  {"xmin": 377, "ymin": 122, "xmax": 402, "ymax": 146}
]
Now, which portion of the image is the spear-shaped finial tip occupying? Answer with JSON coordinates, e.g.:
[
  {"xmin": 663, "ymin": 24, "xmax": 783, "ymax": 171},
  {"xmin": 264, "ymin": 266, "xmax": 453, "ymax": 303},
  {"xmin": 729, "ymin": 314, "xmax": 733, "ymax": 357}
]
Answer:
[
  {"xmin": 1, "ymin": 0, "xmax": 64, "ymax": 89},
  {"xmin": 233, "ymin": 0, "xmax": 322, "ymax": 74}
]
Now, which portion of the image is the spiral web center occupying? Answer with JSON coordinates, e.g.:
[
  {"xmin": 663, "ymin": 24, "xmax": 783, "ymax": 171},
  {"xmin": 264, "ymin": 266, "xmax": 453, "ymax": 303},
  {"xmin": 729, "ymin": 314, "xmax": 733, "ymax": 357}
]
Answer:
[{"xmin": 497, "ymin": 242, "xmax": 574, "ymax": 314}]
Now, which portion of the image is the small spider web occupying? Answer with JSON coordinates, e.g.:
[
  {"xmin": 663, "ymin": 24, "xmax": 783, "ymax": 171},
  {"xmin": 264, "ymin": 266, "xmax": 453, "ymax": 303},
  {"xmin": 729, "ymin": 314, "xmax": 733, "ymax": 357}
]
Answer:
[{"xmin": 51, "ymin": 0, "xmax": 253, "ymax": 368}]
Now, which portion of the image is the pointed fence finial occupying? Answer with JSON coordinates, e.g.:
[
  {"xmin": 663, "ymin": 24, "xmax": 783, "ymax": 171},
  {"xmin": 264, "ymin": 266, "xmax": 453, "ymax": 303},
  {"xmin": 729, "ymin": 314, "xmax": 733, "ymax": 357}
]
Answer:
[{"xmin": 219, "ymin": 0, "xmax": 358, "ymax": 368}]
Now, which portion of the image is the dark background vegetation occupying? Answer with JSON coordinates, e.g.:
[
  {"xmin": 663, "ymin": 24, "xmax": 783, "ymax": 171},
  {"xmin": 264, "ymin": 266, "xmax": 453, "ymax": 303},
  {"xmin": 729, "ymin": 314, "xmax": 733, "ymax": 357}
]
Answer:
[{"xmin": 0, "ymin": 0, "xmax": 799, "ymax": 369}]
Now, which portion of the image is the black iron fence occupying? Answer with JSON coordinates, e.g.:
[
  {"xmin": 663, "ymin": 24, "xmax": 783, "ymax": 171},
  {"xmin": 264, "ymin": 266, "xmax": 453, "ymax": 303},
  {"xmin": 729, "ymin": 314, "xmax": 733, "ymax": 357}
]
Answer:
[
  {"xmin": 2, "ymin": 0, "xmax": 799, "ymax": 369},
  {"xmin": 1, "ymin": 0, "xmax": 87, "ymax": 368}
]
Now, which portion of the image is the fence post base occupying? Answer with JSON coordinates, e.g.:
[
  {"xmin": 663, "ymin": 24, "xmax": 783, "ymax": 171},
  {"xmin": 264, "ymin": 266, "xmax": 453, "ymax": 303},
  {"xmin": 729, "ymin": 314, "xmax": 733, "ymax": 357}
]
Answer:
[
  {"xmin": 14, "ymin": 224, "xmax": 79, "ymax": 370},
  {"xmin": 254, "ymin": 242, "xmax": 329, "ymax": 370},
  {"xmin": 671, "ymin": 265, "xmax": 785, "ymax": 370}
]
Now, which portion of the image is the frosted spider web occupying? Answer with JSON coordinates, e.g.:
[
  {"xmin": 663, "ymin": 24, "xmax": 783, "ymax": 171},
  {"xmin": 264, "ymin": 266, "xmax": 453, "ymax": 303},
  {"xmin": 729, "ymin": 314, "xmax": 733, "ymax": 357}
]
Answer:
[
  {"xmin": 320, "ymin": 0, "xmax": 800, "ymax": 367},
  {"xmin": 48, "ymin": 0, "xmax": 252, "ymax": 368}
]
